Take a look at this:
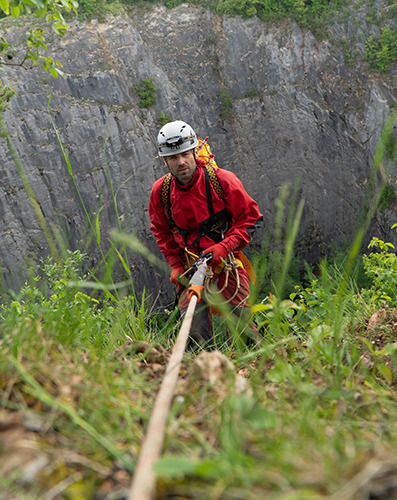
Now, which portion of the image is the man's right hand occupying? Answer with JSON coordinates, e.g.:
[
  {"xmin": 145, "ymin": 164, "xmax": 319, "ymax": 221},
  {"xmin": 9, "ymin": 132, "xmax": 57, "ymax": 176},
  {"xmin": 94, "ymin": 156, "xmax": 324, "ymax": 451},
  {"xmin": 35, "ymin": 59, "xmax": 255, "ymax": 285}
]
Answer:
[
  {"xmin": 203, "ymin": 243, "xmax": 228, "ymax": 269},
  {"xmin": 170, "ymin": 265, "xmax": 185, "ymax": 285}
]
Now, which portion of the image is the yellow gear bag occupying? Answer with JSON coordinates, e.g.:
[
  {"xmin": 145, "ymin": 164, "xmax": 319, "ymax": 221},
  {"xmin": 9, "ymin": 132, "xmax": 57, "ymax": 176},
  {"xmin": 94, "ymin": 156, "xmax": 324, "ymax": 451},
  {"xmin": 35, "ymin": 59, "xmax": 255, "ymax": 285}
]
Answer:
[{"xmin": 197, "ymin": 137, "xmax": 220, "ymax": 169}]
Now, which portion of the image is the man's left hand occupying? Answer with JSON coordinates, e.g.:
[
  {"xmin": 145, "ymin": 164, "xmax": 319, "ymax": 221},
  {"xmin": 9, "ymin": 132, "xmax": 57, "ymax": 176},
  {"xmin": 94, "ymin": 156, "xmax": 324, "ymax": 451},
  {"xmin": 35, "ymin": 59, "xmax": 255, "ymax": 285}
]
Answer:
[{"xmin": 203, "ymin": 243, "xmax": 228, "ymax": 269}]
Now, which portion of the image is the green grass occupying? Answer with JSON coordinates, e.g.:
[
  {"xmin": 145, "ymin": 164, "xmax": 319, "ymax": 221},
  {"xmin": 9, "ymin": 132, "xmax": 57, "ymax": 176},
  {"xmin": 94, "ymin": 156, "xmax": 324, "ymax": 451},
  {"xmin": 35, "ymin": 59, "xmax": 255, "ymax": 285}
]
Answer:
[
  {"xmin": 0, "ymin": 240, "xmax": 396, "ymax": 498},
  {"xmin": 1, "ymin": 184, "xmax": 397, "ymax": 498}
]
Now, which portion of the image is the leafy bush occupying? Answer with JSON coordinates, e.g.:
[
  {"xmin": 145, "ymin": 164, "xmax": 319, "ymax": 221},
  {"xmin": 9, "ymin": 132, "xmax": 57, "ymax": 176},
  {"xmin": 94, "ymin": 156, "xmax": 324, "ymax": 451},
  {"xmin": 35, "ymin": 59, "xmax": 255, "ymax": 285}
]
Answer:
[
  {"xmin": 365, "ymin": 24, "xmax": 397, "ymax": 72},
  {"xmin": 214, "ymin": 0, "xmax": 335, "ymax": 33},
  {"xmin": 158, "ymin": 111, "xmax": 173, "ymax": 126},
  {"xmin": 378, "ymin": 183, "xmax": 396, "ymax": 212},
  {"xmin": 0, "ymin": 250, "xmax": 115, "ymax": 348},
  {"xmin": 77, "ymin": 0, "xmax": 107, "ymax": 20},
  {"xmin": 0, "ymin": 81, "xmax": 16, "ymax": 113},
  {"xmin": 361, "ymin": 228, "xmax": 397, "ymax": 306},
  {"xmin": 133, "ymin": 77, "xmax": 158, "ymax": 108},
  {"xmin": 218, "ymin": 87, "xmax": 233, "ymax": 119}
]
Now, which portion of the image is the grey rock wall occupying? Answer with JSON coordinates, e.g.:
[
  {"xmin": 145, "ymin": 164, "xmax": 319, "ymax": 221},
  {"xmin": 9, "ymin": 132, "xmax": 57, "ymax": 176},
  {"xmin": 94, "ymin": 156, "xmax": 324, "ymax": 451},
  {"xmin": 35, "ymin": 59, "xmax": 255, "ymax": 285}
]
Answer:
[{"xmin": 0, "ymin": 4, "xmax": 396, "ymax": 303}]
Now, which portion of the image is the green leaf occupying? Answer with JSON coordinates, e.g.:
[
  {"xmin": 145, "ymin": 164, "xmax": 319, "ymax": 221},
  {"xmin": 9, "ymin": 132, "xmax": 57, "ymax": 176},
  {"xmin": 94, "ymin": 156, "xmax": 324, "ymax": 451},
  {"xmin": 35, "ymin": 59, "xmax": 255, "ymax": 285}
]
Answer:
[
  {"xmin": 246, "ymin": 407, "xmax": 277, "ymax": 430},
  {"xmin": 59, "ymin": 0, "xmax": 71, "ymax": 9},
  {"xmin": 153, "ymin": 455, "xmax": 197, "ymax": 478},
  {"xmin": 0, "ymin": 0, "xmax": 9, "ymax": 14},
  {"xmin": 310, "ymin": 324, "xmax": 333, "ymax": 341},
  {"xmin": 377, "ymin": 363, "xmax": 393, "ymax": 384},
  {"xmin": 195, "ymin": 458, "xmax": 229, "ymax": 479},
  {"xmin": 36, "ymin": 5, "xmax": 47, "ymax": 17},
  {"xmin": 266, "ymin": 362, "xmax": 294, "ymax": 383},
  {"xmin": 278, "ymin": 490, "xmax": 325, "ymax": 499},
  {"xmin": 29, "ymin": 0, "xmax": 44, "ymax": 9},
  {"xmin": 114, "ymin": 247, "xmax": 131, "ymax": 276},
  {"xmin": 251, "ymin": 303, "xmax": 273, "ymax": 313},
  {"xmin": 10, "ymin": 4, "xmax": 19, "ymax": 16},
  {"xmin": 0, "ymin": 39, "xmax": 9, "ymax": 52},
  {"xmin": 95, "ymin": 208, "xmax": 104, "ymax": 246},
  {"xmin": 360, "ymin": 337, "xmax": 375, "ymax": 355},
  {"xmin": 378, "ymin": 343, "xmax": 397, "ymax": 356}
]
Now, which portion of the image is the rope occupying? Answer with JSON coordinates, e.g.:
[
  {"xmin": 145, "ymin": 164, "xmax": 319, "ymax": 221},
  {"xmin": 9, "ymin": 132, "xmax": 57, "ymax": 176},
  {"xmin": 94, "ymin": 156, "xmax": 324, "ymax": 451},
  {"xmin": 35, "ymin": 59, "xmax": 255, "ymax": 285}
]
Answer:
[
  {"xmin": 128, "ymin": 294, "xmax": 198, "ymax": 500},
  {"xmin": 128, "ymin": 259, "xmax": 210, "ymax": 500}
]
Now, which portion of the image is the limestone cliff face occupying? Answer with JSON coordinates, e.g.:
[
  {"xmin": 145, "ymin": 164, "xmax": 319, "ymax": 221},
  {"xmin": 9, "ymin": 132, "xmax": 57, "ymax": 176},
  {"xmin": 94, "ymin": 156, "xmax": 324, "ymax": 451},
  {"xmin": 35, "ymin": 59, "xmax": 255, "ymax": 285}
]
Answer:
[{"xmin": 0, "ymin": 3, "xmax": 396, "ymax": 300}]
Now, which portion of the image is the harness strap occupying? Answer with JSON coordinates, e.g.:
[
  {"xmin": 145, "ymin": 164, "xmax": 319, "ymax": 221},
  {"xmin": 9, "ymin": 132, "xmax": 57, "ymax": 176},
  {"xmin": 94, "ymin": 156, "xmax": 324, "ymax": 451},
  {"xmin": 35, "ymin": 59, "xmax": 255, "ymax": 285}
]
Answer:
[
  {"xmin": 204, "ymin": 166, "xmax": 214, "ymax": 219},
  {"xmin": 205, "ymin": 163, "xmax": 224, "ymax": 200},
  {"xmin": 160, "ymin": 172, "xmax": 172, "ymax": 207},
  {"xmin": 160, "ymin": 164, "xmax": 229, "ymax": 251}
]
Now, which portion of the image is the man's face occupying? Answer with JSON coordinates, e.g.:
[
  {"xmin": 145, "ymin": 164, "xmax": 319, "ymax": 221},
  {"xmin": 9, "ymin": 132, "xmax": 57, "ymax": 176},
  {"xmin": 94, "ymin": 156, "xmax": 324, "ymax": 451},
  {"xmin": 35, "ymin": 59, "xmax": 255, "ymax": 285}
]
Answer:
[{"xmin": 163, "ymin": 148, "xmax": 197, "ymax": 185}]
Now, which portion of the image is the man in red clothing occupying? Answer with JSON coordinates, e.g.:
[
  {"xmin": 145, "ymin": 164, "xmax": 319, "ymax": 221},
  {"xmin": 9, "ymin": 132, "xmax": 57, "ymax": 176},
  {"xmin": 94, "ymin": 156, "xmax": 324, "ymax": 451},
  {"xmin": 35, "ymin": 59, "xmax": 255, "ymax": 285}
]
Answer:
[{"xmin": 149, "ymin": 120, "xmax": 263, "ymax": 349}]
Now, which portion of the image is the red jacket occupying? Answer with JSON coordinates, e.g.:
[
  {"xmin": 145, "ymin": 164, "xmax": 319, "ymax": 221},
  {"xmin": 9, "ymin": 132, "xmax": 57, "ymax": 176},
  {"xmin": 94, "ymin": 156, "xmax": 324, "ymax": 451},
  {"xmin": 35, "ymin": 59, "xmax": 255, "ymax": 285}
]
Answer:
[{"xmin": 149, "ymin": 159, "xmax": 263, "ymax": 269}]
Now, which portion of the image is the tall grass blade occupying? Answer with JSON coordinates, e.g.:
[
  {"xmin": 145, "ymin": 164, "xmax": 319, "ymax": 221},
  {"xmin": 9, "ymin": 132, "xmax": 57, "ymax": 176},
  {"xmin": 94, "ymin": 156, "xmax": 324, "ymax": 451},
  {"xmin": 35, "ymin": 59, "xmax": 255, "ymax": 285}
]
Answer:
[
  {"xmin": 0, "ymin": 113, "xmax": 59, "ymax": 263},
  {"xmin": 47, "ymin": 90, "xmax": 119, "ymax": 299}
]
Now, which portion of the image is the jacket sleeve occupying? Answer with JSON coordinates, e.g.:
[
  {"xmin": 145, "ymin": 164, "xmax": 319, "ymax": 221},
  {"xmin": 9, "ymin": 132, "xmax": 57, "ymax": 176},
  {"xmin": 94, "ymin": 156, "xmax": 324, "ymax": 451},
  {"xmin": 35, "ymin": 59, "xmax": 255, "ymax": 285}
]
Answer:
[
  {"xmin": 216, "ymin": 169, "xmax": 263, "ymax": 254},
  {"xmin": 148, "ymin": 178, "xmax": 185, "ymax": 269}
]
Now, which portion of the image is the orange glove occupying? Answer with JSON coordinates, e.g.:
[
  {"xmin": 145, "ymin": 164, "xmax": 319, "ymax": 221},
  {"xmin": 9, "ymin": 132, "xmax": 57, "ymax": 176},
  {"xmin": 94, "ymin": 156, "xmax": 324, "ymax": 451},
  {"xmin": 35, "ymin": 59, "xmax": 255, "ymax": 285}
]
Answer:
[
  {"xmin": 203, "ymin": 243, "xmax": 228, "ymax": 269},
  {"xmin": 170, "ymin": 265, "xmax": 185, "ymax": 285}
]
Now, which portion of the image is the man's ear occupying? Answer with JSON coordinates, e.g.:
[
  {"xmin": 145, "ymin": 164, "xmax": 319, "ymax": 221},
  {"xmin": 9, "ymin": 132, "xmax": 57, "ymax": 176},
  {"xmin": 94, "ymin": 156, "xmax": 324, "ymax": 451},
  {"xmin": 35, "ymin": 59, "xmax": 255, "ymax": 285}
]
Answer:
[
  {"xmin": 163, "ymin": 157, "xmax": 169, "ymax": 169},
  {"xmin": 193, "ymin": 147, "xmax": 198, "ymax": 160}
]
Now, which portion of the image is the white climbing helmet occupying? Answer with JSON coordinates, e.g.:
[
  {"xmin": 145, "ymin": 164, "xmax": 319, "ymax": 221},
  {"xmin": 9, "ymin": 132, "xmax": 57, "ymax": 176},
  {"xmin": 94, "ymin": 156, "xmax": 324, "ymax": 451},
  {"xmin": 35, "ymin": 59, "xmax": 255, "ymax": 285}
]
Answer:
[{"xmin": 157, "ymin": 120, "xmax": 198, "ymax": 157}]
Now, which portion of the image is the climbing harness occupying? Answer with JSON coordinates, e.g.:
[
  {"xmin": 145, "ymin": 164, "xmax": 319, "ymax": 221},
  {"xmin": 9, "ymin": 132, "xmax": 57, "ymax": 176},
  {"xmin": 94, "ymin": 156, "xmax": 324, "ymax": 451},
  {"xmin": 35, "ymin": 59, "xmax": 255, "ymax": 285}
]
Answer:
[
  {"xmin": 160, "ymin": 162, "xmax": 231, "ymax": 253},
  {"xmin": 160, "ymin": 137, "xmax": 231, "ymax": 254}
]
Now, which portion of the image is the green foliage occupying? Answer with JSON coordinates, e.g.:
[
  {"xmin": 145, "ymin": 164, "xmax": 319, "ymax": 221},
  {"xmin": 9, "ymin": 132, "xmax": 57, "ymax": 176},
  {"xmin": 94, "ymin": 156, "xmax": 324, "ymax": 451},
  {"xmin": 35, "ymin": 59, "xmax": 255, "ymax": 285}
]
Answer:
[
  {"xmin": 214, "ymin": 0, "xmax": 335, "ymax": 33},
  {"xmin": 0, "ymin": 249, "xmax": 171, "ymax": 350},
  {"xmin": 244, "ymin": 87, "xmax": 258, "ymax": 99},
  {"xmin": 1, "ymin": 250, "xmax": 115, "ymax": 347},
  {"xmin": 0, "ymin": 80, "xmax": 15, "ymax": 113},
  {"xmin": 0, "ymin": 0, "xmax": 78, "ymax": 77},
  {"xmin": 378, "ymin": 183, "xmax": 396, "ymax": 212},
  {"xmin": 384, "ymin": 124, "xmax": 397, "ymax": 160},
  {"xmin": 77, "ymin": 0, "xmax": 107, "ymax": 20},
  {"xmin": 1, "ymin": 37, "xmax": 397, "ymax": 498},
  {"xmin": 218, "ymin": 86, "xmax": 233, "ymax": 119},
  {"xmin": 365, "ymin": 24, "xmax": 397, "ymax": 72},
  {"xmin": 133, "ymin": 77, "xmax": 158, "ymax": 108},
  {"xmin": 361, "ymin": 228, "xmax": 397, "ymax": 306},
  {"xmin": 0, "ymin": 0, "xmax": 77, "ymax": 26},
  {"xmin": 157, "ymin": 111, "xmax": 173, "ymax": 126},
  {"xmin": 164, "ymin": 0, "xmax": 185, "ymax": 8},
  {"xmin": 325, "ymin": 240, "xmax": 374, "ymax": 290},
  {"xmin": 121, "ymin": 0, "xmax": 158, "ymax": 5},
  {"xmin": 216, "ymin": 0, "xmax": 261, "ymax": 18},
  {"xmin": 1, "ymin": 215, "xmax": 397, "ymax": 498},
  {"xmin": 251, "ymin": 248, "xmax": 302, "ymax": 301}
]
